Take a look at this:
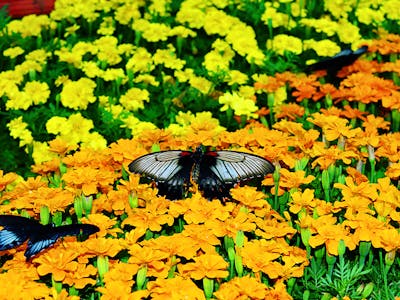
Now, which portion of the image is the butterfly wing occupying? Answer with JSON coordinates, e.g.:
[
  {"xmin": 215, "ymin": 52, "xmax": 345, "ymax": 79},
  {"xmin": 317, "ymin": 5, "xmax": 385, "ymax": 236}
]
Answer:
[
  {"xmin": 0, "ymin": 215, "xmax": 41, "ymax": 251},
  {"xmin": 307, "ymin": 46, "xmax": 368, "ymax": 73},
  {"xmin": 198, "ymin": 150, "xmax": 275, "ymax": 199},
  {"xmin": 129, "ymin": 150, "xmax": 194, "ymax": 199},
  {"xmin": 25, "ymin": 224, "xmax": 99, "ymax": 259}
]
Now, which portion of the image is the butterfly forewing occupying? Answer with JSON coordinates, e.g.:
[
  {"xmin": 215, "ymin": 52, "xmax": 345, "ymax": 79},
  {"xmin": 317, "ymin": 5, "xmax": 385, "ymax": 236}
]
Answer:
[
  {"xmin": 208, "ymin": 151, "xmax": 275, "ymax": 183},
  {"xmin": 128, "ymin": 150, "xmax": 186, "ymax": 182}
]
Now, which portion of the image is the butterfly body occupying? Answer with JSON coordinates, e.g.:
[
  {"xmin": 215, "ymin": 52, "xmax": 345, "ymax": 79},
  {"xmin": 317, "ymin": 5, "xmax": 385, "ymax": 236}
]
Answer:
[
  {"xmin": 129, "ymin": 146, "xmax": 274, "ymax": 200},
  {"xmin": 0, "ymin": 215, "xmax": 99, "ymax": 260}
]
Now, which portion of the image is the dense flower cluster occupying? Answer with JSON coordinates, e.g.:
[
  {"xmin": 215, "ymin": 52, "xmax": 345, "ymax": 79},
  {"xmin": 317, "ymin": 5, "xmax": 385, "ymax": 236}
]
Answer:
[{"xmin": 0, "ymin": 0, "xmax": 400, "ymax": 299}]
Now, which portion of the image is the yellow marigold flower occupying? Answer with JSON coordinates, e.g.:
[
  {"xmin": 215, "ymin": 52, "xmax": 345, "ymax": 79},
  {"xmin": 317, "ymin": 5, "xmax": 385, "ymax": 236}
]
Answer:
[
  {"xmin": 114, "ymin": 2, "xmax": 141, "ymax": 25},
  {"xmin": 147, "ymin": 276, "xmax": 205, "ymax": 299},
  {"xmin": 178, "ymin": 253, "xmax": 229, "ymax": 280},
  {"xmin": 80, "ymin": 132, "xmax": 107, "ymax": 150},
  {"xmin": 226, "ymin": 70, "xmax": 248, "ymax": 85},
  {"xmin": 203, "ymin": 50, "xmax": 231, "ymax": 73},
  {"xmin": 336, "ymin": 20, "xmax": 361, "ymax": 44},
  {"xmin": 261, "ymin": 3, "xmax": 296, "ymax": 29},
  {"xmin": 23, "ymin": 80, "xmax": 50, "ymax": 105},
  {"xmin": 97, "ymin": 16, "xmax": 115, "ymax": 35},
  {"xmin": 218, "ymin": 91, "xmax": 258, "ymax": 118},
  {"xmin": 133, "ymin": 19, "xmax": 170, "ymax": 42},
  {"xmin": 60, "ymin": 78, "xmax": 96, "ymax": 110},
  {"xmin": 81, "ymin": 61, "xmax": 104, "ymax": 78},
  {"xmin": 170, "ymin": 25, "xmax": 197, "ymax": 38},
  {"xmin": 268, "ymin": 34, "xmax": 303, "ymax": 55},
  {"xmin": 176, "ymin": 5, "xmax": 206, "ymax": 29},
  {"xmin": 25, "ymin": 49, "xmax": 51, "ymax": 65},
  {"xmin": 122, "ymin": 115, "xmax": 158, "ymax": 136},
  {"xmin": 6, "ymin": 15, "xmax": 51, "ymax": 37},
  {"xmin": 153, "ymin": 45, "xmax": 186, "ymax": 70},
  {"xmin": 324, "ymin": 0, "xmax": 354, "ymax": 18},
  {"xmin": 356, "ymin": 7, "xmax": 384, "ymax": 25},
  {"xmin": 303, "ymin": 39, "xmax": 341, "ymax": 57},
  {"xmin": 94, "ymin": 36, "xmax": 122, "ymax": 65},
  {"xmin": 3, "ymin": 46, "xmax": 24, "ymax": 59},
  {"xmin": 126, "ymin": 47, "xmax": 154, "ymax": 73},
  {"xmin": 119, "ymin": 87, "xmax": 149, "ymax": 111},
  {"xmin": 6, "ymin": 116, "xmax": 33, "ymax": 147},
  {"xmin": 188, "ymin": 75, "xmax": 213, "ymax": 94},
  {"xmin": 300, "ymin": 17, "xmax": 338, "ymax": 36},
  {"xmin": 31, "ymin": 141, "xmax": 59, "ymax": 165}
]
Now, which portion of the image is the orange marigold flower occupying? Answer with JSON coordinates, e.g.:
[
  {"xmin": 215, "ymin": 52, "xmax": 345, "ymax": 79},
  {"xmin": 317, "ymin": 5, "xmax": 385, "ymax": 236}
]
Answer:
[
  {"xmin": 289, "ymin": 188, "xmax": 316, "ymax": 214},
  {"xmin": 183, "ymin": 195, "xmax": 231, "ymax": 225},
  {"xmin": 0, "ymin": 268, "xmax": 51, "ymax": 299},
  {"xmin": 128, "ymin": 244, "xmax": 170, "ymax": 278},
  {"xmin": 275, "ymin": 103, "xmax": 305, "ymax": 121},
  {"xmin": 335, "ymin": 73, "xmax": 398, "ymax": 104},
  {"xmin": 230, "ymin": 186, "xmax": 269, "ymax": 210},
  {"xmin": 240, "ymin": 239, "xmax": 283, "ymax": 273},
  {"xmin": 205, "ymin": 211, "xmax": 256, "ymax": 238},
  {"xmin": 139, "ymin": 234, "xmax": 197, "ymax": 259},
  {"xmin": 334, "ymin": 176, "xmax": 378, "ymax": 203},
  {"xmin": 62, "ymin": 166, "xmax": 118, "ymax": 195},
  {"xmin": 254, "ymin": 216, "xmax": 297, "ymax": 240},
  {"xmin": 278, "ymin": 169, "xmax": 315, "ymax": 192},
  {"xmin": 122, "ymin": 208, "xmax": 174, "ymax": 232},
  {"xmin": 178, "ymin": 253, "xmax": 229, "ymax": 280},
  {"xmin": 181, "ymin": 224, "xmax": 221, "ymax": 255},
  {"xmin": 375, "ymin": 134, "xmax": 400, "ymax": 163},
  {"xmin": 147, "ymin": 276, "xmax": 205, "ymax": 299},
  {"xmin": 62, "ymin": 263, "xmax": 97, "ymax": 289},
  {"xmin": 34, "ymin": 249, "xmax": 79, "ymax": 281},
  {"xmin": 385, "ymin": 162, "xmax": 400, "ymax": 179},
  {"xmin": 310, "ymin": 144, "xmax": 359, "ymax": 169},
  {"xmin": 371, "ymin": 227, "xmax": 400, "ymax": 252},
  {"xmin": 0, "ymin": 171, "xmax": 19, "ymax": 192},
  {"xmin": 213, "ymin": 275, "xmax": 269, "ymax": 300},
  {"xmin": 343, "ymin": 213, "xmax": 387, "ymax": 243},
  {"xmin": 308, "ymin": 113, "xmax": 362, "ymax": 141},
  {"xmin": 31, "ymin": 157, "xmax": 63, "ymax": 175},
  {"xmin": 83, "ymin": 237, "xmax": 122, "ymax": 257},
  {"xmin": 308, "ymin": 222, "xmax": 357, "ymax": 256},
  {"xmin": 84, "ymin": 213, "xmax": 123, "ymax": 238}
]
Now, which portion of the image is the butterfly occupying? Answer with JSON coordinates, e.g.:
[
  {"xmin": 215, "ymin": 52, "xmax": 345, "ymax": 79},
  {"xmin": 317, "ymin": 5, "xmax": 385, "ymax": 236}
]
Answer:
[
  {"xmin": 0, "ymin": 215, "xmax": 99, "ymax": 260},
  {"xmin": 128, "ymin": 146, "xmax": 275, "ymax": 200},
  {"xmin": 307, "ymin": 46, "xmax": 368, "ymax": 74}
]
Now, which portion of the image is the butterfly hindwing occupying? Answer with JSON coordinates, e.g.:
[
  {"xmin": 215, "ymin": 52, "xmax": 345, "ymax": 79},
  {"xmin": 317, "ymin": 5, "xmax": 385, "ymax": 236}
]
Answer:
[{"xmin": 0, "ymin": 216, "xmax": 42, "ymax": 251}]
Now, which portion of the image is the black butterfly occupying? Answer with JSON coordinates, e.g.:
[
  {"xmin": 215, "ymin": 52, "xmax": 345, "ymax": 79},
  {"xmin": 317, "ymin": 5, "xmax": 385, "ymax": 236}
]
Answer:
[
  {"xmin": 0, "ymin": 215, "xmax": 99, "ymax": 260},
  {"xmin": 128, "ymin": 146, "xmax": 275, "ymax": 200},
  {"xmin": 307, "ymin": 46, "xmax": 368, "ymax": 75}
]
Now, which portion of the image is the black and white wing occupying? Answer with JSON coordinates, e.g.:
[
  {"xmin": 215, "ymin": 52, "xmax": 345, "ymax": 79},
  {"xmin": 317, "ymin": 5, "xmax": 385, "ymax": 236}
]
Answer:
[
  {"xmin": 129, "ymin": 150, "xmax": 195, "ymax": 199},
  {"xmin": 209, "ymin": 151, "xmax": 275, "ymax": 183},
  {"xmin": 0, "ymin": 215, "xmax": 40, "ymax": 251},
  {"xmin": 25, "ymin": 224, "xmax": 99, "ymax": 259},
  {"xmin": 198, "ymin": 151, "xmax": 274, "ymax": 199}
]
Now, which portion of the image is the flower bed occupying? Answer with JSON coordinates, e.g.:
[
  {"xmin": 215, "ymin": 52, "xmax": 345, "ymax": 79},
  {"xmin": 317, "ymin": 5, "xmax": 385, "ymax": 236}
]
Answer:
[{"xmin": 0, "ymin": 0, "xmax": 399, "ymax": 299}]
